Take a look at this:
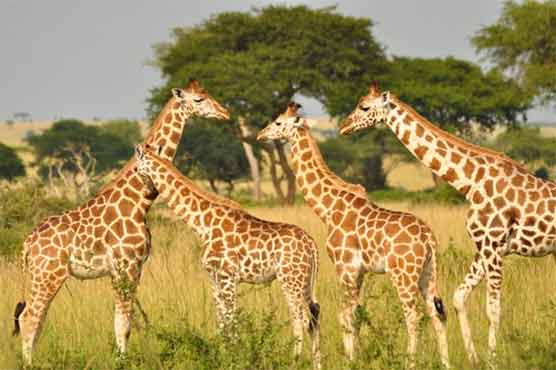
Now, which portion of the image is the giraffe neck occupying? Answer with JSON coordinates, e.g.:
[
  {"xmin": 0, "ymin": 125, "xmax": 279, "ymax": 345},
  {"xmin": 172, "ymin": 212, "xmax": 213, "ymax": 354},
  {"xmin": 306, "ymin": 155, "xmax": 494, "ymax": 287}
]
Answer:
[
  {"xmin": 290, "ymin": 127, "xmax": 372, "ymax": 223},
  {"xmin": 98, "ymin": 97, "xmax": 190, "ymax": 198},
  {"xmin": 149, "ymin": 157, "xmax": 241, "ymax": 239},
  {"xmin": 384, "ymin": 96, "xmax": 513, "ymax": 196}
]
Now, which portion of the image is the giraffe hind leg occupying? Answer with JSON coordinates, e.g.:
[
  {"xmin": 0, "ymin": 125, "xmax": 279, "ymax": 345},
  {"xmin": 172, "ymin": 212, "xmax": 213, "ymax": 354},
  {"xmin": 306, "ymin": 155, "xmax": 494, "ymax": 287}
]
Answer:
[
  {"xmin": 19, "ymin": 270, "xmax": 68, "ymax": 365},
  {"xmin": 418, "ymin": 255, "xmax": 450, "ymax": 369}
]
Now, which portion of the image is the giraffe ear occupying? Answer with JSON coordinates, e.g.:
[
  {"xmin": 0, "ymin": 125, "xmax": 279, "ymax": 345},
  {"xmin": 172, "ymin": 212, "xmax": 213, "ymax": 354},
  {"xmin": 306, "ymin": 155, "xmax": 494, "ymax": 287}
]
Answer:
[
  {"xmin": 134, "ymin": 144, "xmax": 144, "ymax": 160},
  {"xmin": 172, "ymin": 88, "xmax": 185, "ymax": 99}
]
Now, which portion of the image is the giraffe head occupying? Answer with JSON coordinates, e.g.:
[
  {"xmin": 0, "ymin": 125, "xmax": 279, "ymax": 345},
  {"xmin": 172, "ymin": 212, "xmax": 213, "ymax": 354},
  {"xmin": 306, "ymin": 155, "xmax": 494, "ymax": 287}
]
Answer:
[
  {"xmin": 339, "ymin": 81, "xmax": 391, "ymax": 135},
  {"xmin": 256, "ymin": 102, "xmax": 315, "ymax": 142},
  {"xmin": 173, "ymin": 79, "xmax": 230, "ymax": 120}
]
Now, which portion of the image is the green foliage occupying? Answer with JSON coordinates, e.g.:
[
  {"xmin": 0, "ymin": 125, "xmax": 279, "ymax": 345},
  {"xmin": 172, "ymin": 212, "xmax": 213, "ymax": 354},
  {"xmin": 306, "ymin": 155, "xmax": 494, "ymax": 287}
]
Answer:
[
  {"xmin": 383, "ymin": 56, "xmax": 531, "ymax": 132},
  {"xmin": 369, "ymin": 184, "xmax": 466, "ymax": 205},
  {"xmin": 137, "ymin": 311, "xmax": 301, "ymax": 370},
  {"xmin": 0, "ymin": 181, "xmax": 74, "ymax": 257},
  {"xmin": 176, "ymin": 120, "xmax": 249, "ymax": 191},
  {"xmin": 99, "ymin": 119, "xmax": 143, "ymax": 147},
  {"xmin": 148, "ymin": 5, "xmax": 387, "ymax": 126},
  {"xmin": 0, "ymin": 142, "xmax": 25, "ymax": 180},
  {"xmin": 492, "ymin": 126, "xmax": 556, "ymax": 168},
  {"xmin": 535, "ymin": 166, "xmax": 550, "ymax": 180},
  {"xmin": 473, "ymin": 0, "xmax": 556, "ymax": 105},
  {"xmin": 26, "ymin": 119, "xmax": 133, "ymax": 176},
  {"xmin": 319, "ymin": 128, "xmax": 409, "ymax": 191}
]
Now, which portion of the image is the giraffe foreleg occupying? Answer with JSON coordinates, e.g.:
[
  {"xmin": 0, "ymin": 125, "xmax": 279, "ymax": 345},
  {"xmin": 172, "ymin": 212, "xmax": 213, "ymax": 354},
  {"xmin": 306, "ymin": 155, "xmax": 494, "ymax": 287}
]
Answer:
[
  {"xmin": 336, "ymin": 265, "xmax": 363, "ymax": 361},
  {"xmin": 485, "ymin": 252, "xmax": 503, "ymax": 370},
  {"xmin": 453, "ymin": 252, "xmax": 485, "ymax": 366},
  {"xmin": 209, "ymin": 270, "xmax": 238, "ymax": 334},
  {"xmin": 113, "ymin": 286, "xmax": 136, "ymax": 357}
]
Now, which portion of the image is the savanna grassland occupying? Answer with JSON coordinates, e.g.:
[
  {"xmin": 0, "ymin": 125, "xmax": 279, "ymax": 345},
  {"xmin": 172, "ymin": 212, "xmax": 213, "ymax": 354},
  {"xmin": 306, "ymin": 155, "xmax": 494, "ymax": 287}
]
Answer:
[{"xmin": 2, "ymin": 199, "xmax": 556, "ymax": 370}]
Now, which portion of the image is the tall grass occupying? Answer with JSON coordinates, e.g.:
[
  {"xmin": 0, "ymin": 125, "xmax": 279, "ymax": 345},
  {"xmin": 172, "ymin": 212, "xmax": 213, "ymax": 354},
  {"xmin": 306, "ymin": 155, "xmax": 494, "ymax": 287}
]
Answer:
[{"xmin": 1, "ymin": 203, "xmax": 556, "ymax": 369}]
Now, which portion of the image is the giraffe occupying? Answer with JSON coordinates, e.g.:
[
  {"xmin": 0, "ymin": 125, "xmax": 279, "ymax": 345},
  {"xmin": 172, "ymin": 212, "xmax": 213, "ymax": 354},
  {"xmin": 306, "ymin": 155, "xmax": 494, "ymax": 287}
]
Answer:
[
  {"xmin": 340, "ymin": 82, "xmax": 556, "ymax": 367},
  {"xmin": 133, "ymin": 144, "xmax": 322, "ymax": 369},
  {"xmin": 12, "ymin": 80, "xmax": 230, "ymax": 365},
  {"xmin": 257, "ymin": 103, "xmax": 450, "ymax": 369}
]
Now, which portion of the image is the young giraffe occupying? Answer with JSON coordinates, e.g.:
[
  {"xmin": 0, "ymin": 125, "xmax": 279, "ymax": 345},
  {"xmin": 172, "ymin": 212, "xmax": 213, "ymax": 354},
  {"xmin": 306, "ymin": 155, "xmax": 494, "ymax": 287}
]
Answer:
[
  {"xmin": 340, "ymin": 82, "xmax": 556, "ymax": 367},
  {"xmin": 12, "ymin": 80, "xmax": 229, "ymax": 365},
  {"xmin": 134, "ymin": 144, "xmax": 321, "ymax": 369},
  {"xmin": 257, "ymin": 103, "xmax": 450, "ymax": 369}
]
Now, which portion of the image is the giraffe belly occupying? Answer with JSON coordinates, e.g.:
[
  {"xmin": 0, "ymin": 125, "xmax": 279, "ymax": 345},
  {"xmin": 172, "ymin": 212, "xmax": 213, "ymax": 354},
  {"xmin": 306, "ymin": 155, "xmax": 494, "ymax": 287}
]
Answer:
[
  {"xmin": 69, "ymin": 255, "xmax": 110, "ymax": 279},
  {"xmin": 510, "ymin": 229, "xmax": 556, "ymax": 257}
]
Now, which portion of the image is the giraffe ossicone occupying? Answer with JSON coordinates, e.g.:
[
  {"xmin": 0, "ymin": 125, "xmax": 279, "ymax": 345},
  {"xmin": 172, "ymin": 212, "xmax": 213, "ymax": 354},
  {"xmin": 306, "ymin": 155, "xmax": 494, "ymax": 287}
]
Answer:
[
  {"xmin": 342, "ymin": 81, "xmax": 556, "ymax": 368},
  {"xmin": 135, "ymin": 143, "xmax": 322, "ymax": 370},
  {"xmin": 13, "ymin": 81, "xmax": 229, "ymax": 366},
  {"xmin": 257, "ymin": 104, "xmax": 450, "ymax": 369}
]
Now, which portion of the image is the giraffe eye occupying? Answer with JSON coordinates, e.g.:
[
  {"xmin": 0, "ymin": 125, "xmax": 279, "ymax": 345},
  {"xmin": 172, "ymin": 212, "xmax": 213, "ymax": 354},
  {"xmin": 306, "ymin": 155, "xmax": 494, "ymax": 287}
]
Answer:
[
  {"xmin": 193, "ymin": 98, "xmax": 204, "ymax": 103},
  {"xmin": 360, "ymin": 106, "xmax": 370, "ymax": 112},
  {"xmin": 276, "ymin": 121, "xmax": 282, "ymax": 126}
]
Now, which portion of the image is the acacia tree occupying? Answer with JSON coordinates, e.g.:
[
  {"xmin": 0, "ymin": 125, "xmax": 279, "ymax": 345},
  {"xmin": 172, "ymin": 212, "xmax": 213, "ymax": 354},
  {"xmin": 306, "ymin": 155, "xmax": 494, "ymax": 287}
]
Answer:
[
  {"xmin": 148, "ymin": 5, "xmax": 387, "ymax": 204},
  {"xmin": 26, "ymin": 120, "xmax": 132, "ymax": 199},
  {"xmin": 383, "ymin": 57, "xmax": 532, "ymax": 133},
  {"xmin": 473, "ymin": 0, "xmax": 556, "ymax": 106}
]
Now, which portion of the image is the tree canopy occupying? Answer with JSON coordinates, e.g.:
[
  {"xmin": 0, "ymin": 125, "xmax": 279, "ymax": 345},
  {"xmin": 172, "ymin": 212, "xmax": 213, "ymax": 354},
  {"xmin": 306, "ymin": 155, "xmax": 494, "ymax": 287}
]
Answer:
[
  {"xmin": 0, "ymin": 143, "xmax": 25, "ymax": 181},
  {"xmin": 472, "ymin": 0, "xmax": 556, "ymax": 106},
  {"xmin": 148, "ymin": 5, "xmax": 388, "ymax": 203},
  {"xmin": 176, "ymin": 120, "xmax": 249, "ymax": 193},
  {"xmin": 26, "ymin": 119, "xmax": 134, "ymax": 197},
  {"xmin": 148, "ymin": 5, "xmax": 387, "ymax": 123},
  {"xmin": 381, "ymin": 57, "xmax": 532, "ymax": 132}
]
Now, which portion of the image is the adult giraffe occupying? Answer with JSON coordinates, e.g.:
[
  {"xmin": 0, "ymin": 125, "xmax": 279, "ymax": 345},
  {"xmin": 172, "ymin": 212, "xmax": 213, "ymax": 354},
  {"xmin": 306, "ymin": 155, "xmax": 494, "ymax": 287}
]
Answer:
[
  {"xmin": 134, "ymin": 144, "xmax": 321, "ymax": 369},
  {"xmin": 12, "ymin": 80, "xmax": 229, "ymax": 365},
  {"xmin": 341, "ymin": 82, "xmax": 556, "ymax": 367},
  {"xmin": 257, "ymin": 103, "xmax": 450, "ymax": 369}
]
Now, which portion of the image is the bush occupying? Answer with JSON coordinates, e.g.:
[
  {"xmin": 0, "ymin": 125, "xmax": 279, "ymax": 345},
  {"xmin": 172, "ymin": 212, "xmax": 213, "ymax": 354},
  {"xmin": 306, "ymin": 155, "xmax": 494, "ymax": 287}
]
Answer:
[
  {"xmin": 0, "ymin": 181, "xmax": 74, "ymax": 257},
  {"xmin": 0, "ymin": 143, "xmax": 25, "ymax": 180}
]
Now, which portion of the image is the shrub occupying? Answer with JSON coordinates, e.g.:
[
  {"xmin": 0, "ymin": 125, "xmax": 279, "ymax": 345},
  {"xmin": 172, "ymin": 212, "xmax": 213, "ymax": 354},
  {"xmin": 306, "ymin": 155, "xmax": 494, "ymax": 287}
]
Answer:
[
  {"xmin": 0, "ymin": 181, "xmax": 74, "ymax": 257},
  {"xmin": 0, "ymin": 143, "xmax": 25, "ymax": 180}
]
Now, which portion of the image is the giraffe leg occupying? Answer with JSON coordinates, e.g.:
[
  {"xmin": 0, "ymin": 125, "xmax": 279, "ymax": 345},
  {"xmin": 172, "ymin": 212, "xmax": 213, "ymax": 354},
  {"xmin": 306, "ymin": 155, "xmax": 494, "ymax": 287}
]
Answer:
[
  {"xmin": 418, "ymin": 258, "xmax": 450, "ymax": 369},
  {"xmin": 19, "ymin": 270, "xmax": 68, "ymax": 365},
  {"xmin": 485, "ymin": 252, "xmax": 503, "ymax": 369},
  {"xmin": 277, "ymin": 269, "xmax": 321, "ymax": 369},
  {"xmin": 113, "ymin": 287, "xmax": 136, "ymax": 356},
  {"xmin": 453, "ymin": 252, "xmax": 485, "ymax": 366},
  {"xmin": 336, "ymin": 265, "xmax": 363, "ymax": 361},
  {"xmin": 209, "ymin": 271, "xmax": 238, "ymax": 333},
  {"xmin": 390, "ymin": 272, "xmax": 420, "ymax": 370}
]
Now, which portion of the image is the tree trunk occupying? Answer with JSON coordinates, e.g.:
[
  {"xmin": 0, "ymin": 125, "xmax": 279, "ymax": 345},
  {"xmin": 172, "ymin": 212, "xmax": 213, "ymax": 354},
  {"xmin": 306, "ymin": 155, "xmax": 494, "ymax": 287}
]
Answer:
[
  {"xmin": 238, "ymin": 118, "xmax": 262, "ymax": 201},
  {"xmin": 275, "ymin": 141, "xmax": 296, "ymax": 205},
  {"xmin": 262, "ymin": 144, "xmax": 287, "ymax": 203},
  {"xmin": 208, "ymin": 178, "xmax": 219, "ymax": 193}
]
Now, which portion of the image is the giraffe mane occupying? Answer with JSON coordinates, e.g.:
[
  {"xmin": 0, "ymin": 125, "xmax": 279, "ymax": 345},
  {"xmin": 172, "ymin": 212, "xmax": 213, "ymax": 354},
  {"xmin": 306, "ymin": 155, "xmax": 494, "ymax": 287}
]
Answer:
[
  {"xmin": 304, "ymin": 128, "xmax": 367, "ymax": 197},
  {"xmin": 149, "ymin": 154, "xmax": 242, "ymax": 210},
  {"xmin": 390, "ymin": 95, "xmax": 527, "ymax": 171}
]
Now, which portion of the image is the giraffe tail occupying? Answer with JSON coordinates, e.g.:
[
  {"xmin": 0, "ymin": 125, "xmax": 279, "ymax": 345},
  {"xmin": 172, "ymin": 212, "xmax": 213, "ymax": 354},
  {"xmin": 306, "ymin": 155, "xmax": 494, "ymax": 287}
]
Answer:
[
  {"xmin": 308, "ymin": 237, "xmax": 320, "ymax": 334},
  {"xmin": 13, "ymin": 301, "xmax": 26, "ymax": 336},
  {"xmin": 13, "ymin": 238, "xmax": 30, "ymax": 336},
  {"xmin": 425, "ymin": 233, "xmax": 447, "ymax": 322}
]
